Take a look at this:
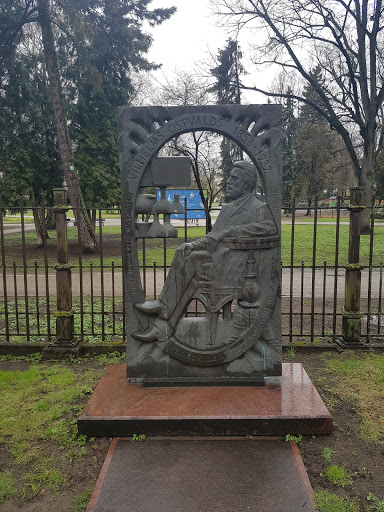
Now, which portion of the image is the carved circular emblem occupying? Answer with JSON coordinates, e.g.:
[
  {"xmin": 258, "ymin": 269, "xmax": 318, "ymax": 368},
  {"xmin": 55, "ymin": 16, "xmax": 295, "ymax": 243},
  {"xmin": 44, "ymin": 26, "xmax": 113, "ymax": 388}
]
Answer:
[{"xmin": 164, "ymin": 247, "xmax": 279, "ymax": 366}]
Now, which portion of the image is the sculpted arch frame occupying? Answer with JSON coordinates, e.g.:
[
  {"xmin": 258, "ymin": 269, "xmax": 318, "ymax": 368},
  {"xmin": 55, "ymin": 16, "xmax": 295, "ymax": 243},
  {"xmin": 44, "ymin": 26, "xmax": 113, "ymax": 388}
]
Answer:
[{"xmin": 118, "ymin": 104, "xmax": 282, "ymax": 384}]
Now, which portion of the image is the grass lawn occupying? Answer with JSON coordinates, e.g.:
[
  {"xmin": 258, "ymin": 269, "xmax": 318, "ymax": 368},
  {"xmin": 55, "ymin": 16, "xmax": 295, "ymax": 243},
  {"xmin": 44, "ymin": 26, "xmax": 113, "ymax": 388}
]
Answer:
[
  {"xmin": 1, "ymin": 223, "xmax": 384, "ymax": 269},
  {"xmin": 0, "ymin": 350, "xmax": 383, "ymax": 512}
]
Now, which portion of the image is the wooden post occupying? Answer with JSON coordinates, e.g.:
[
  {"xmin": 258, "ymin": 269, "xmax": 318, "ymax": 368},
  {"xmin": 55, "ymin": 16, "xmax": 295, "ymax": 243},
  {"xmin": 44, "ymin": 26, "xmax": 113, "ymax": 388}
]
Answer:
[
  {"xmin": 53, "ymin": 185, "xmax": 74, "ymax": 343},
  {"xmin": 339, "ymin": 187, "xmax": 366, "ymax": 348}
]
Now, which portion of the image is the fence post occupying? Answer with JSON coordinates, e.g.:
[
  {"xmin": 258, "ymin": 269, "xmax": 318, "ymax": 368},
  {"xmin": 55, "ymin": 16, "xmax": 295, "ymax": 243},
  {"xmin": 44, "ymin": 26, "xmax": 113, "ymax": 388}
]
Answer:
[
  {"xmin": 339, "ymin": 187, "xmax": 365, "ymax": 348},
  {"xmin": 53, "ymin": 184, "xmax": 74, "ymax": 344}
]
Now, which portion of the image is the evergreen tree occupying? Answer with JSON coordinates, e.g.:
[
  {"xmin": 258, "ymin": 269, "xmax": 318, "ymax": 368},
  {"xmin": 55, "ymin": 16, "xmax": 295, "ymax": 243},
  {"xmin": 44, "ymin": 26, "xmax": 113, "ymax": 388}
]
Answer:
[
  {"xmin": 72, "ymin": 83, "xmax": 122, "ymax": 208},
  {"xmin": 0, "ymin": 49, "xmax": 61, "ymax": 204},
  {"xmin": 209, "ymin": 39, "xmax": 244, "ymax": 104},
  {"xmin": 281, "ymin": 90, "xmax": 298, "ymax": 210},
  {"xmin": 209, "ymin": 39, "xmax": 245, "ymax": 200},
  {"xmin": 295, "ymin": 68, "xmax": 334, "ymax": 214},
  {"xmin": 0, "ymin": 0, "xmax": 175, "ymax": 251}
]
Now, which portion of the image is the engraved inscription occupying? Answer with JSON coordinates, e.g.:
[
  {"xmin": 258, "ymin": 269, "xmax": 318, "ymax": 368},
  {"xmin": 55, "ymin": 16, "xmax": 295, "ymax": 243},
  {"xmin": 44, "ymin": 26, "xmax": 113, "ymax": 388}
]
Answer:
[
  {"xmin": 125, "ymin": 193, "xmax": 136, "ymax": 294},
  {"xmin": 270, "ymin": 188, "xmax": 278, "ymax": 213},
  {"xmin": 127, "ymin": 113, "xmax": 274, "ymax": 180},
  {"xmin": 233, "ymin": 125, "xmax": 272, "ymax": 171},
  {"xmin": 166, "ymin": 341, "xmax": 226, "ymax": 366},
  {"xmin": 167, "ymin": 114, "xmax": 223, "ymax": 133},
  {"xmin": 129, "ymin": 131, "xmax": 166, "ymax": 179}
]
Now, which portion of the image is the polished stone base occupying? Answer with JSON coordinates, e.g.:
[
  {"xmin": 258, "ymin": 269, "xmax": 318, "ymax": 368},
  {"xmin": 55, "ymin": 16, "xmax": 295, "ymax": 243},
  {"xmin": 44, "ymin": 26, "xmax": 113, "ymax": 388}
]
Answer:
[
  {"xmin": 78, "ymin": 363, "xmax": 332, "ymax": 437},
  {"xmin": 86, "ymin": 438, "xmax": 316, "ymax": 512}
]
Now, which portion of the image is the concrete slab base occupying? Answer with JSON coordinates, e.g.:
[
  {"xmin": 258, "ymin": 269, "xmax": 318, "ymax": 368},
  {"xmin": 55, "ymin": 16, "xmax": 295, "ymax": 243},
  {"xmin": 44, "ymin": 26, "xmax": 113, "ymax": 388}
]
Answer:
[
  {"xmin": 42, "ymin": 341, "xmax": 81, "ymax": 360},
  {"xmin": 86, "ymin": 438, "xmax": 317, "ymax": 512},
  {"xmin": 78, "ymin": 363, "xmax": 332, "ymax": 437}
]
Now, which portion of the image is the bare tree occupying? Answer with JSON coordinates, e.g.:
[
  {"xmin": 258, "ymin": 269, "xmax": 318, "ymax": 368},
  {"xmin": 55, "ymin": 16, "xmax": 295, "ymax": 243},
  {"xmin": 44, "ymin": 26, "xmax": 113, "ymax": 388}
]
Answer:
[
  {"xmin": 296, "ymin": 122, "xmax": 333, "ymax": 214},
  {"xmin": 165, "ymin": 132, "xmax": 224, "ymax": 231},
  {"xmin": 268, "ymin": 70, "xmax": 300, "ymax": 103},
  {"xmin": 153, "ymin": 71, "xmax": 224, "ymax": 230},
  {"xmin": 214, "ymin": 0, "xmax": 384, "ymax": 232},
  {"xmin": 152, "ymin": 68, "xmax": 214, "ymax": 106}
]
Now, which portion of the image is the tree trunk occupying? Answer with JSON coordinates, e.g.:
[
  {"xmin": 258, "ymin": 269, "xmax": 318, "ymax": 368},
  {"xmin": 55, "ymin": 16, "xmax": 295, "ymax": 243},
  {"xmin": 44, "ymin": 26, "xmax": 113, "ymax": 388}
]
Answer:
[
  {"xmin": 359, "ymin": 142, "xmax": 375, "ymax": 235},
  {"xmin": 45, "ymin": 206, "xmax": 55, "ymax": 230},
  {"xmin": 305, "ymin": 197, "xmax": 312, "ymax": 216},
  {"xmin": 204, "ymin": 197, "xmax": 212, "ymax": 232},
  {"xmin": 89, "ymin": 208, "xmax": 97, "ymax": 232},
  {"xmin": 37, "ymin": 0, "xmax": 98, "ymax": 253},
  {"xmin": 30, "ymin": 188, "xmax": 45, "ymax": 247},
  {"xmin": 192, "ymin": 163, "xmax": 212, "ymax": 232}
]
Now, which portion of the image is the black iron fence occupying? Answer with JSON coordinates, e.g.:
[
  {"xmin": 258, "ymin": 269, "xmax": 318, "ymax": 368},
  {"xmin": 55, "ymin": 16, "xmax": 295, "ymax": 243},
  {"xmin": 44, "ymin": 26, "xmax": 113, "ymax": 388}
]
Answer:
[{"xmin": 0, "ymin": 195, "xmax": 383, "ymax": 345}]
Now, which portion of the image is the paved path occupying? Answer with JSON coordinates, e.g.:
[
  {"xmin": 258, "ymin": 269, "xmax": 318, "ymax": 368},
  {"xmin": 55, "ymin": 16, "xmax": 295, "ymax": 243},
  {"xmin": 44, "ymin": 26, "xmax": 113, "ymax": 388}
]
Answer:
[
  {"xmin": 87, "ymin": 438, "xmax": 316, "ymax": 512},
  {"xmin": 3, "ymin": 217, "xmax": 384, "ymax": 233},
  {"xmin": 0, "ymin": 268, "xmax": 381, "ymax": 299},
  {"xmin": 1, "ymin": 224, "xmax": 36, "ymax": 235},
  {"xmin": 1, "ymin": 217, "xmax": 382, "ymax": 300}
]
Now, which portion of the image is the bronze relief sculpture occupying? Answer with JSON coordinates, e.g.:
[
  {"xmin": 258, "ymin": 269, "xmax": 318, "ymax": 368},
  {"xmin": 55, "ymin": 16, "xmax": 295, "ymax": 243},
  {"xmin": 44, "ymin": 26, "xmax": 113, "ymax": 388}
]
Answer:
[{"xmin": 118, "ymin": 105, "xmax": 282, "ymax": 384}]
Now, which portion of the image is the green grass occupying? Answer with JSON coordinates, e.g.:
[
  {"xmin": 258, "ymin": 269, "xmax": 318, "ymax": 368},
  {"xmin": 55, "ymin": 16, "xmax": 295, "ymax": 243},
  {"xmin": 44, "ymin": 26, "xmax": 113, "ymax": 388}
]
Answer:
[
  {"xmin": 112, "ymin": 223, "xmax": 384, "ymax": 267},
  {"xmin": 322, "ymin": 446, "xmax": 336, "ymax": 464},
  {"xmin": 66, "ymin": 209, "xmax": 121, "ymax": 219},
  {"xmin": 285, "ymin": 434, "xmax": 302, "ymax": 443},
  {"xmin": 315, "ymin": 490, "xmax": 360, "ymax": 512},
  {"xmin": 291, "ymin": 217, "xmax": 349, "ymax": 223},
  {"xmin": 321, "ymin": 353, "xmax": 384, "ymax": 444},
  {"xmin": 0, "ymin": 470, "xmax": 17, "ymax": 503},
  {"xmin": 0, "ymin": 364, "xmax": 101, "ymax": 463},
  {"xmin": 0, "ymin": 361, "xmax": 106, "ymax": 503},
  {"xmin": 0, "ymin": 354, "xmax": 130, "ymax": 506},
  {"xmin": 21, "ymin": 461, "xmax": 67, "ymax": 500},
  {"xmin": 325, "ymin": 465, "xmax": 354, "ymax": 487},
  {"xmin": 282, "ymin": 224, "xmax": 384, "ymax": 266},
  {"xmin": 98, "ymin": 224, "xmax": 384, "ymax": 267},
  {"xmin": 2, "ymin": 223, "xmax": 384, "ymax": 268},
  {"xmin": 72, "ymin": 487, "xmax": 93, "ymax": 512},
  {"xmin": 0, "ymin": 297, "xmax": 124, "ymax": 343},
  {"xmin": 367, "ymin": 493, "xmax": 384, "ymax": 511},
  {"xmin": 0, "ymin": 365, "xmax": 99, "ymax": 455},
  {"xmin": 2, "ymin": 216, "xmax": 34, "ymax": 224}
]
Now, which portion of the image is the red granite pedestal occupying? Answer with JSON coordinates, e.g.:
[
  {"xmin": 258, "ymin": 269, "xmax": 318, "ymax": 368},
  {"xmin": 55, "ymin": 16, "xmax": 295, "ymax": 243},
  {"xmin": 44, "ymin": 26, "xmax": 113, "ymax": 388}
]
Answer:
[{"xmin": 78, "ymin": 363, "xmax": 332, "ymax": 437}]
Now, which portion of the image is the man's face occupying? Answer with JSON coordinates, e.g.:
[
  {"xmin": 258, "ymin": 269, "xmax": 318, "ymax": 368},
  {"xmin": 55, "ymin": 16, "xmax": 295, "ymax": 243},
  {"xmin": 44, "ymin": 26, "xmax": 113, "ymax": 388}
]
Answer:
[{"xmin": 227, "ymin": 166, "xmax": 247, "ymax": 201}]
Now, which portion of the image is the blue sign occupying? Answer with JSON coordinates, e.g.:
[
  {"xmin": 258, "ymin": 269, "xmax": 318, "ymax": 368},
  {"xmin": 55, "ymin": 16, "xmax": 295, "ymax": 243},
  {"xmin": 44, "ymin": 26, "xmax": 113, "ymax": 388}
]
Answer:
[{"xmin": 156, "ymin": 189, "xmax": 206, "ymax": 219}]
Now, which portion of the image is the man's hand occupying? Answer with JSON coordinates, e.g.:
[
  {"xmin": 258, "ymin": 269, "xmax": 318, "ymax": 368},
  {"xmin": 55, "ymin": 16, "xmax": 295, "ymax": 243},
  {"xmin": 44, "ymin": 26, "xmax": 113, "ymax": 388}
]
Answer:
[
  {"xmin": 193, "ymin": 236, "xmax": 219, "ymax": 252},
  {"xmin": 190, "ymin": 238, "xmax": 209, "ymax": 252},
  {"xmin": 179, "ymin": 242, "xmax": 195, "ymax": 257},
  {"xmin": 179, "ymin": 237, "xmax": 219, "ymax": 257}
]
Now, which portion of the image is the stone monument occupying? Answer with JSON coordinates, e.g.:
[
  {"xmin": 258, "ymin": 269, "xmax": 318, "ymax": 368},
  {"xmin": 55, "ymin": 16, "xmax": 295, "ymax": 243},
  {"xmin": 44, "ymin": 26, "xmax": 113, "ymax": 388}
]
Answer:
[
  {"xmin": 118, "ymin": 105, "xmax": 282, "ymax": 385},
  {"xmin": 78, "ymin": 104, "xmax": 332, "ymax": 440}
]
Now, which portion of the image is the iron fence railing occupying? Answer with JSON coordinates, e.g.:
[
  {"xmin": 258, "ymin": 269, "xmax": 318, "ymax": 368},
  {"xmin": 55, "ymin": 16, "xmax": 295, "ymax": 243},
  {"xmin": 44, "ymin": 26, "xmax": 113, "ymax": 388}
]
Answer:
[{"xmin": 0, "ymin": 197, "xmax": 383, "ymax": 344}]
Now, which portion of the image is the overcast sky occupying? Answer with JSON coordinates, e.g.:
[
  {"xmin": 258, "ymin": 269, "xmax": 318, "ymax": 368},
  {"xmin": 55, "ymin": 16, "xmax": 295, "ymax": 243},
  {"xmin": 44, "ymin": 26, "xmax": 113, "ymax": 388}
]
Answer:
[
  {"xmin": 147, "ymin": 0, "xmax": 268, "ymax": 103},
  {"xmin": 148, "ymin": 0, "xmax": 227, "ymax": 70}
]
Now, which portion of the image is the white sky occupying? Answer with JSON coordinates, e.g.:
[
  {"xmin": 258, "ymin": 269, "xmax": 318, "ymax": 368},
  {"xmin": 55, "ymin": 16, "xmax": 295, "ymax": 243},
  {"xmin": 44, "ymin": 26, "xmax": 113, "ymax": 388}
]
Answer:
[{"xmin": 147, "ymin": 0, "xmax": 268, "ymax": 103}]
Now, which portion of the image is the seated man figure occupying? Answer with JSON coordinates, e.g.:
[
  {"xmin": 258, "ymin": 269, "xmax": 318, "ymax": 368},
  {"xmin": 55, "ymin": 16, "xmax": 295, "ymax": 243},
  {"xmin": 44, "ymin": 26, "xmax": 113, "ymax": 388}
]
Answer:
[{"xmin": 133, "ymin": 160, "xmax": 278, "ymax": 342}]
